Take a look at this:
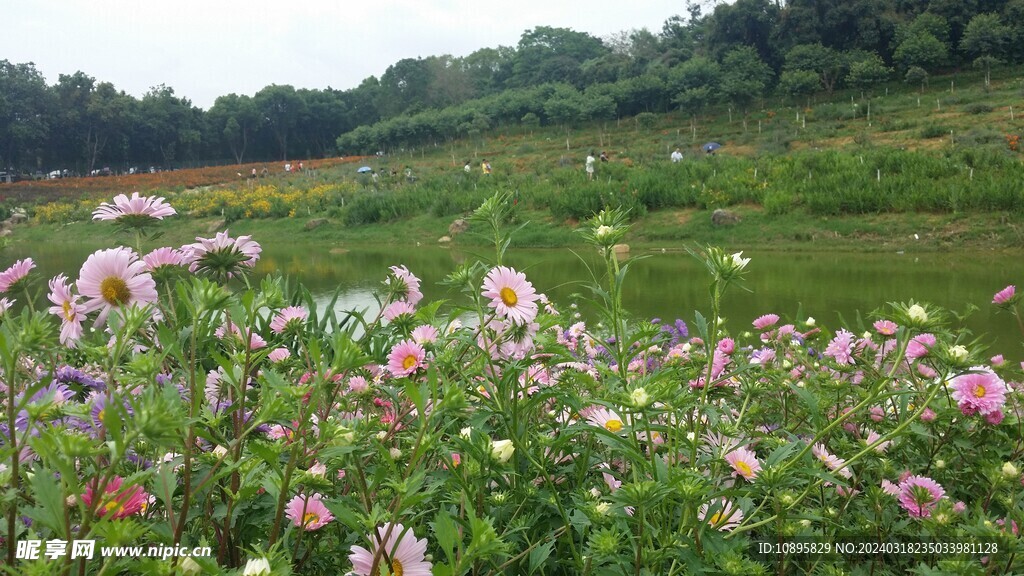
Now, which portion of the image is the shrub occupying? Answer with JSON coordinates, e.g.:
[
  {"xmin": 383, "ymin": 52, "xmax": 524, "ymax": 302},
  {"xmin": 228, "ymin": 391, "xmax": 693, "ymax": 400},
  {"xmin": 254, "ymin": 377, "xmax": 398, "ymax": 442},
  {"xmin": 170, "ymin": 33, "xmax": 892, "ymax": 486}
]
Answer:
[{"xmin": 964, "ymin": 102, "xmax": 993, "ymax": 114}]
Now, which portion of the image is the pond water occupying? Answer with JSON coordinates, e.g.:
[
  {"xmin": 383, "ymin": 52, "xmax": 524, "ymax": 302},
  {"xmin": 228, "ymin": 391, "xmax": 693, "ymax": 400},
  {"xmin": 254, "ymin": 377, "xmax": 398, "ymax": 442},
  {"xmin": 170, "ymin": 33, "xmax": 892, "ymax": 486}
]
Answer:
[{"xmin": 3, "ymin": 242, "xmax": 1022, "ymax": 360}]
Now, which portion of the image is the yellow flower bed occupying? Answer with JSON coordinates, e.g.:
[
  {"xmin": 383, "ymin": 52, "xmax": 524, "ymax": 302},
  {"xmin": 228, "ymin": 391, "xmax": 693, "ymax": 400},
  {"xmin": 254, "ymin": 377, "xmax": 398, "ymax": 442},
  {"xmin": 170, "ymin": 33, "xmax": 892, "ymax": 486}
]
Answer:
[{"xmin": 32, "ymin": 182, "xmax": 357, "ymax": 224}]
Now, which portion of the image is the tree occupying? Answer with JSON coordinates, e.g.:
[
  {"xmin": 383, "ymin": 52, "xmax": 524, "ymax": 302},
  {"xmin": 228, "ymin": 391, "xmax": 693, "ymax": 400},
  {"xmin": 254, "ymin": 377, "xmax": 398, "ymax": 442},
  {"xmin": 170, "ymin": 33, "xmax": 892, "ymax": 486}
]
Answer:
[
  {"xmin": 668, "ymin": 57, "xmax": 722, "ymax": 118},
  {"xmin": 846, "ymin": 53, "xmax": 892, "ymax": 91},
  {"xmin": 84, "ymin": 82, "xmax": 133, "ymax": 172},
  {"xmin": 904, "ymin": 66, "xmax": 929, "ymax": 92},
  {"xmin": 893, "ymin": 32, "xmax": 948, "ymax": 72},
  {"xmin": 295, "ymin": 89, "xmax": 347, "ymax": 158},
  {"xmin": 255, "ymin": 85, "xmax": 306, "ymax": 161},
  {"xmin": 784, "ymin": 43, "xmax": 844, "ymax": 93},
  {"xmin": 960, "ymin": 13, "xmax": 1010, "ymax": 88},
  {"xmin": 779, "ymin": 70, "xmax": 821, "ymax": 103},
  {"xmin": 0, "ymin": 60, "xmax": 52, "ymax": 170},
  {"xmin": 507, "ymin": 26, "xmax": 608, "ymax": 88},
  {"xmin": 135, "ymin": 85, "xmax": 200, "ymax": 166},
  {"xmin": 705, "ymin": 0, "xmax": 781, "ymax": 67},
  {"xmin": 720, "ymin": 46, "xmax": 773, "ymax": 120},
  {"xmin": 379, "ymin": 58, "xmax": 431, "ymax": 117},
  {"xmin": 207, "ymin": 94, "xmax": 260, "ymax": 164},
  {"xmin": 543, "ymin": 84, "xmax": 587, "ymax": 127}
]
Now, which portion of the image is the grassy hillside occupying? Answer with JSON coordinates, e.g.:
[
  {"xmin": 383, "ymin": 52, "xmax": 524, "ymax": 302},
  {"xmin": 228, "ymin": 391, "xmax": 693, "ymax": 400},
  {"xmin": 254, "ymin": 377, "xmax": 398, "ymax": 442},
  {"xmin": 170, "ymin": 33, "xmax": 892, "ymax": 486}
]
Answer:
[{"xmin": 8, "ymin": 67, "xmax": 1024, "ymax": 252}]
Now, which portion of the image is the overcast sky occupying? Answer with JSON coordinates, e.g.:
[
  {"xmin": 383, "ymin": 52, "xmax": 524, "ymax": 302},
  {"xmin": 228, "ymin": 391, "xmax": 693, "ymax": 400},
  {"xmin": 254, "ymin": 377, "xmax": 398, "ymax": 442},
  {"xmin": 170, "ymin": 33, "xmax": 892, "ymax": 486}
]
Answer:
[{"xmin": 3, "ymin": 0, "xmax": 693, "ymax": 110}]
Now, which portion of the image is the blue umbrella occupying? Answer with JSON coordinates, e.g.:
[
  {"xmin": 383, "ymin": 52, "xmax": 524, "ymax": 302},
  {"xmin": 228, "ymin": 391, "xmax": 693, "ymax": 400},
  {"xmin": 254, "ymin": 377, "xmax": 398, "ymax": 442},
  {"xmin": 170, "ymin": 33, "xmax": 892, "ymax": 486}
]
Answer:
[
  {"xmin": 357, "ymin": 166, "xmax": 372, "ymax": 173},
  {"xmin": 702, "ymin": 142, "xmax": 722, "ymax": 153}
]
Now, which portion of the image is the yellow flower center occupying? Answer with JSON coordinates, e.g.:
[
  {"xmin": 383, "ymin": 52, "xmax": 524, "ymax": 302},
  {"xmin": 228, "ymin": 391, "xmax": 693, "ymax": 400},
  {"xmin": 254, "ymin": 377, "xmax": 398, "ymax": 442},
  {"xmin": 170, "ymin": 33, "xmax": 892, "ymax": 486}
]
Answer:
[
  {"xmin": 62, "ymin": 301, "xmax": 75, "ymax": 321},
  {"xmin": 104, "ymin": 501, "xmax": 123, "ymax": 515},
  {"xmin": 100, "ymin": 276, "xmax": 131, "ymax": 306},
  {"xmin": 303, "ymin": 512, "xmax": 320, "ymax": 527},
  {"xmin": 97, "ymin": 409, "xmax": 106, "ymax": 423},
  {"xmin": 710, "ymin": 511, "xmax": 725, "ymax": 525},
  {"xmin": 391, "ymin": 559, "xmax": 404, "ymax": 576},
  {"xmin": 974, "ymin": 384, "xmax": 987, "ymax": 398},
  {"xmin": 736, "ymin": 461, "xmax": 753, "ymax": 477},
  {"xmin": 402, "ymin": 355, "xmax": 418, "ymax": 370},
  {"xmin": 499, "ymin": 287, "xmax": 518, "ymax": 307},
  {"xmin": 604, "ymin": 419, "xmax": 623, "ymax": 433}
]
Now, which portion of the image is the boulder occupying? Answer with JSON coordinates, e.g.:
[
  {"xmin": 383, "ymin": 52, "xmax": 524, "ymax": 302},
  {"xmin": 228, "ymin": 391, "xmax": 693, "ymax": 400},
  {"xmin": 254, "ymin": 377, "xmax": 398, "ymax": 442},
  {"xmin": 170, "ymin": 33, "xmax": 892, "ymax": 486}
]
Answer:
[
  {"xmin": 8, "ymin": 212, "xmax": 27, "ymax": 225},
  {"xmin": 305, "ymin": 218, "xmax": 329, "ymax": 231},
  {"xmin": 612, "ymin": 244, "xmax": 630, "ymax": 256},
  {"xmin": 711, "ymin": 209, "xmax": 741, "ymax": 226},
  {"xmin": 0, "ymin": 229, "xmax": 12, "ymax": 238},
  {"xmin": 448, "ymin": 218, "xmax": 469, "ymax": 236},
  {"xmin": 437, "ymin": 236, "xmax": 452, "ymax": 244}
]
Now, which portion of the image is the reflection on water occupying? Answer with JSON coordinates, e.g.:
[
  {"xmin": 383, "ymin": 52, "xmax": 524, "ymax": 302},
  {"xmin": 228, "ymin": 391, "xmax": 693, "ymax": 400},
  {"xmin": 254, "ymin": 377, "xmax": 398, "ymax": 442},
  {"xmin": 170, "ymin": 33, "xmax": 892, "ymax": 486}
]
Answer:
[{"xmin": 4, "ymin": 242, "xmax": 1022, "ymax": 359}]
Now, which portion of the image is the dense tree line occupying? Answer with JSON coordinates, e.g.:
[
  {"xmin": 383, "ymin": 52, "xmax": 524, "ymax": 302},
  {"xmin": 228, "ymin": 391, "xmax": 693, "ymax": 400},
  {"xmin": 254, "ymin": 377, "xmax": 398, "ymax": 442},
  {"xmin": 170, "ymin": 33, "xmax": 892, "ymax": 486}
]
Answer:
[{"xmin": 2, "ymin": 0, "xmax": 1022, "ymax": 172}]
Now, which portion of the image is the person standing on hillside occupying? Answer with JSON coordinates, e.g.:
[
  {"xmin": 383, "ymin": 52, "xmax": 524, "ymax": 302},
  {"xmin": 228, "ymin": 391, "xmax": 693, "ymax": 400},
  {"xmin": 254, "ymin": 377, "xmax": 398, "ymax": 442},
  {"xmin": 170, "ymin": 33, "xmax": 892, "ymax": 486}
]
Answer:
[
  {"xmin": 464, "ymin": 160, "xmax": 472, "ymax": 173},
  {"xmin": 585, "ymin": 151, "xmax": 596, "ymax": 181},
  {"xmin": 671, "ymin": 148, "xmax": 683, "ymax": 163},
  {"xmin": 482, "ymin": 159, "xmax": 492, "ymax": 176}
]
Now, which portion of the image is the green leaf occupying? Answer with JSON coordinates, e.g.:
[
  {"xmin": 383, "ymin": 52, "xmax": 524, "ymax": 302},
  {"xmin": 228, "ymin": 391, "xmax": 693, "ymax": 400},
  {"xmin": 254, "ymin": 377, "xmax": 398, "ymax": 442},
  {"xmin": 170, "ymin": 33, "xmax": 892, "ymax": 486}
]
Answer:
[
  {"xmin": 693, "ymin": 311, "xmax": 708, "ymax": 340},
  {"xmin": 26, "ymin": 469, "xmax": 66, "ymax": 538},
  {"xmin": 528, "ymin": 540, "xmax": 554, "ymax": 575},
  {"xmin": 432, "ymin": 508, "xmax": 460, "ymax": 565}
]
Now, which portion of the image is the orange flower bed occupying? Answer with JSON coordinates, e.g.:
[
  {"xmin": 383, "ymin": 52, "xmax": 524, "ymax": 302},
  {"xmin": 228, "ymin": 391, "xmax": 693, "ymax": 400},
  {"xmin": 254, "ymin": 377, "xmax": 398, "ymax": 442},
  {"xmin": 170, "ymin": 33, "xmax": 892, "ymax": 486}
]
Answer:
[{"xmin": 0, "ymin": 157, "xmax": 367, "ymax": 205}]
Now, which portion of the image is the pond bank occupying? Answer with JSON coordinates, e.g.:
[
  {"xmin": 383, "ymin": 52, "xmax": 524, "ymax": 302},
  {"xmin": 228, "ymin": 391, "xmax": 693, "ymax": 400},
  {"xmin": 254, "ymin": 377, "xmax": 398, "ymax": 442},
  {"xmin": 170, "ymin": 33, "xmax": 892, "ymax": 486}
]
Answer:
[{"xmin": 11, "ymin": 206, "xmax": 1024, "ymax": 253}]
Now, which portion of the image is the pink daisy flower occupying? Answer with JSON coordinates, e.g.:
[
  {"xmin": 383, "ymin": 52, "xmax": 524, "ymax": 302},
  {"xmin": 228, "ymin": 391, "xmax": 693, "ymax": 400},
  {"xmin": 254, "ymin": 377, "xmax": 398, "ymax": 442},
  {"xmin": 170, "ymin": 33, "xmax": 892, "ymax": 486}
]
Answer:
[
  {"xmin": 270, "ymin": 306, "xmax": 309, "ymax": 334},
  {"xmin": 824, "ymin": 329, "xmax": 856, "ymax": 365},
  {"xmin": 82, "ymin": 476, "xmax": 149, "ymax": 520},
  {"xmin": 76, "ymin": 247, "xmax": 158, "ymax": 326},
  {"xmin": 905, "ymin": 334, "xmax": 936, "ymax": 360},
  {"xmin": 873, "ymin": 320, "xmax": 898, "ymax": 335},
  {"xmin": 812, "ymin": 443, "xmax": 852, "ymax": 478},
  {"xmin": 349, "ymin": 523, "xmax": 432, "ymax": 576},
  {"xmin": 383, "ymin": 300, "xmax": 416, "ymax": 321},
  {"xmin": 216, "ymin": 319, "xmax": 267, "ymax": 350},
  {"xmin": 0, "ymin": 258, "xmax": 35, "ymax": 293},
  {"xmin": 880, "ymin": 479, "xmax": 900, "ymax": 496},
  {"xmin": 950, "ymin": 367, "xmax": 1007, "ymax": 416},
  {"xmin": 182, "ymin": 230, "xmax": 261, "ymax": 281},
  {"xmin": 285, "ymin": 493, "xmax": 333, "ymax": 530},
  {"xmin": 897, "ymin": 475, "xmax": 945, "ymax": 518},
  {"xmin": 752, "ymin": 313, "xmax": 779, "ymax": 329},
  {"xmin": 142, "ymin": 247, "xmax": 185, "ymax": 272},
  {"xmin": 410, "ymin": 324, "xmax": 439, "ymax": 344},
  {"xmin": 47, "ymin": 274, "xmax": 87, "ymax": 347},
  {"xmin": 698, "ymin": 499, "xmax": 743, "ymax": 531},
  {"xmin": 0, "ymin": 297, "xmax": 12, "ymax": 315},
  {"xmin": 348, "ymin": 375, "xmax": 368, "ymax": 393},
  {"xmin": 387, "ymin": 265, "xmax": 423, "ymax": 306},
  {"xmin": 481, "ymin": 266, "xmax": 539, "ymax": 325},
  {"xmin": 725, "ymin": 446, "xmax": 761, "ymax": 480},
  {"xmin": 992, "ymin": 285, "xmax": 1016, "ymax": 305},
  {"xmin": 93, "ymin": 192, "xmax": 176, "ymax": 221},
  {"xmin": 386, "ymin": 339, "xmax": 425, "ymax": 378},
  {"xmin": 585, "ymin": 406, "xmax": 625, "ymax": 434},
  {"xmin": 717, "ymin": 337, "xmax": 735, "ymax": 354},
  {"xmin": 268, "ymin": 347, "xmax": 291, "ymax": 362}
]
